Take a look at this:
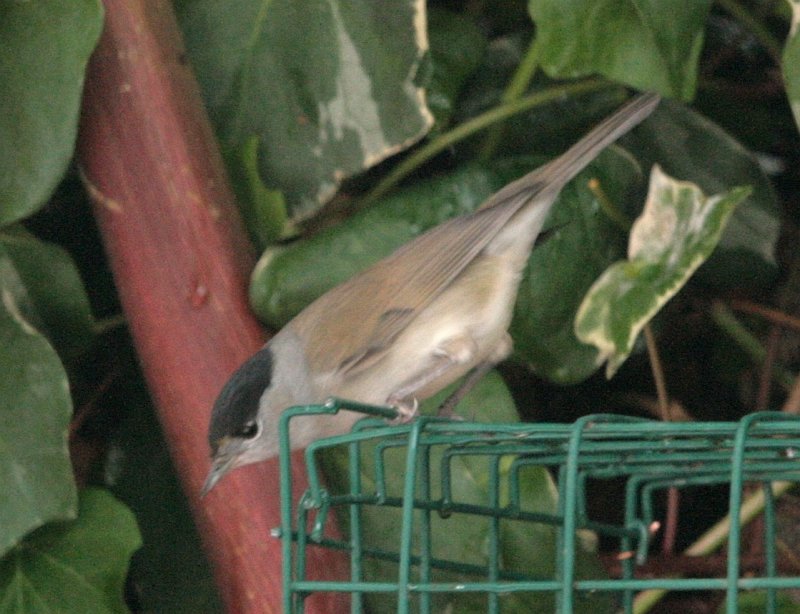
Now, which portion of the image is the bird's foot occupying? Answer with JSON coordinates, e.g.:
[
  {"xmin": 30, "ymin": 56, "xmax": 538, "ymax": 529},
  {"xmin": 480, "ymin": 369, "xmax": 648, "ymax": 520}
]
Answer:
[
  {"xmin": 387, "ymin": 396, "xmax": 419, "ymax": 424},
  {"xmin": 436, "ymin": 399, "xmax": 465, "ymax": 421}
]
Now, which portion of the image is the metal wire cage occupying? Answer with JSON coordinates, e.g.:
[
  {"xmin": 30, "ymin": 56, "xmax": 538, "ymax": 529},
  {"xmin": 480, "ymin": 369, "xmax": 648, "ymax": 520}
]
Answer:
[{"xmin": 276, "ymin": 400, "xmax": 800, "ymax": 613}]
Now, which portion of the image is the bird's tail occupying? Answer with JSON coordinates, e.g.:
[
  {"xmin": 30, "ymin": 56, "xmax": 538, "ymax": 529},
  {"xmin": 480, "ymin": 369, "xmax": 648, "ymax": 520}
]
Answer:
[{"xmin": 480, "ymin": 91, "xmax": 660, "ymax": 212}]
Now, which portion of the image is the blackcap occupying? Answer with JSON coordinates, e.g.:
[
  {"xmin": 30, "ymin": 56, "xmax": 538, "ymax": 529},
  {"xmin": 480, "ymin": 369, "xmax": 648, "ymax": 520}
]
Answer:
[{"xmin": 202, "ymin": 92, "xmax": 660, "ymax": 495}]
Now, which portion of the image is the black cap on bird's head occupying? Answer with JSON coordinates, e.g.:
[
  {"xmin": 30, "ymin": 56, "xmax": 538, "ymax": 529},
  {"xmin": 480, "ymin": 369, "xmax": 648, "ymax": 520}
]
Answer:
[{"xmin": 202, "ymin": 346, "xmax": 273, "ymax": 495}]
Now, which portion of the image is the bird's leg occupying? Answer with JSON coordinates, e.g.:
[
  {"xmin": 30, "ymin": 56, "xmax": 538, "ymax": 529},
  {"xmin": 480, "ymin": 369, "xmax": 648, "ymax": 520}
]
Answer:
[
  {"xmin": 387, "ymin": 336, "xmax": 479, "ymax": 423},
  {"xmin": 436, "ymin": 361, "xmax": 493, "ymax": 418},
  {"xmin": 437, "ymin": 334, "xmax": 513, "ymax": 418},
  {"xmin": 386, "ymin": 397, "xmax": 419, "ymax": 424}
]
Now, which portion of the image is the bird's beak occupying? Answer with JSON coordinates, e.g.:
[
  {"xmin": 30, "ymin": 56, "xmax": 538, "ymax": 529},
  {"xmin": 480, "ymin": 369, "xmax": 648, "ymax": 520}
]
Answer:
[{"xmin": 201, "ymin": 451, "xmax": 237, "ymax": 497}]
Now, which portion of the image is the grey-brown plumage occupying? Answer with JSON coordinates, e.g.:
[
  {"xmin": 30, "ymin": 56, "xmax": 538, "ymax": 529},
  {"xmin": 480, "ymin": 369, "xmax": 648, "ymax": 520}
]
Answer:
[{"xmin": 202, "ymin": 92, "xmax": 661, "ymax": 495}]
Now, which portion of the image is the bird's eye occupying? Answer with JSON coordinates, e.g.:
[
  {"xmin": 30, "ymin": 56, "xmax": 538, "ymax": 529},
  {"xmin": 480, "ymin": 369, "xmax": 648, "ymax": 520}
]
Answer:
[{"xmin": 237, "ymin": 421, "xmax": 259, "ymax": 439}]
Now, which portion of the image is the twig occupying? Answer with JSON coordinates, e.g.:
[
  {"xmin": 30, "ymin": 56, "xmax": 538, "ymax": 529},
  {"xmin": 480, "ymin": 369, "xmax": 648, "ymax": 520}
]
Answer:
[
  {"xmin": 783, "ymin": 374, "xmax": 800, "ymax": 415},
  {"xmin": 68, "ymin": 364, "xmax": 121, "ymax": 440},
  {"xmin": 757, "ymin": 327, "xmax": 781, "ymax": 412},
  {"xmin": 643, "ymin": 324, "xmax": 671, "ymax": 421},
  {"xmin": 730, "ymin": 299, "xmax": 800, "ymax": 332},
  {"xmin": 615, "ymin": 392, "xmax": 693, "ymax": 422},
  {"xmin": 643, "ymin": 324, "xmax": 680, "ymax": 557},
  {"xmin": 710, "ymin": 301, "xmax": 796, "ymax": 391},
  {"xmin": 92, "ymin": 313, "xmax": 127, "ymax": 335}
]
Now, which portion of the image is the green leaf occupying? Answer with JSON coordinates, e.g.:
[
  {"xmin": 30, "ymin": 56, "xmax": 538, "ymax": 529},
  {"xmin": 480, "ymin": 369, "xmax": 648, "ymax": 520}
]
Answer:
[
  {"xmin": 723, "ymin": 589, "xmax": 800, "ymax": 613},
  {"xmin": 0, "ymin": 227, "xmax": 95, "ymax": 360},
  {"xmin": 0, "ymin": 488, "xmax": 141, "ymax": 614},
  {"xmin": 426, "ymin": 8, "xmax": 487, "ymax": 129},
  {"xmin": 510, "ymin": 148, "xmax": 645, "ymax": 384},
  {"xmin": 322, "ymin": 373, "xmax": 611, "ymax": 613},
  {"xmin": 176, "ymin": 0, "xmax": 433, "ymax": 220},
  {"xmin": 783, "ymin": 1, "xmax": 800, "ymax": 132},
  {"xmin": 528, "ymin": 0, "xmax": 713, "ymax": 100},
  {"xmin": 0, "ymin": 256, "xmax": 75, "ymax": 557},
  {"xmin": 0, "ymin": 0, "xmax": 103, "ymax": 226},
  {"xmin": 224, "ymin": 136, "xmax": 295, "ymax": 251},
  {"xmin": 498, "ymin": 467, "xmax": 611, "ymax": 613},
  {"xmin": 621, "ymin": 100, "xmax": 780, "ymax": 287},
  {"xmin": 575, "ymin": 166, "xmax": 750, "ymax": 377}
]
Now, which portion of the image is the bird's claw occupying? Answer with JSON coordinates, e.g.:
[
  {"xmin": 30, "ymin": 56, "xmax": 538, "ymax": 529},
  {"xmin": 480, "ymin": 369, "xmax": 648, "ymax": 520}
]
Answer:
[{"xmin": 387, "ymin": 397, "xmax": 419, "ymax": 424}]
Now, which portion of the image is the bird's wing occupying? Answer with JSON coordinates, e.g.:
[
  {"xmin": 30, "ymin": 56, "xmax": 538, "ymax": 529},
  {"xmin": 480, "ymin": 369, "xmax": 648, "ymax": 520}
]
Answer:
[{"xmin": 294, "ymin": 191, "xmax": 539, "ymax": 376}]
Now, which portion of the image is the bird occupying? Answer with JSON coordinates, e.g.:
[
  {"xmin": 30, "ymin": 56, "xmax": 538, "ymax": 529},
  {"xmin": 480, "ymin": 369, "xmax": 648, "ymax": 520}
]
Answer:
[{"xmin": 201, "ymin": 91, "xmax": 661, "ymax": 495}]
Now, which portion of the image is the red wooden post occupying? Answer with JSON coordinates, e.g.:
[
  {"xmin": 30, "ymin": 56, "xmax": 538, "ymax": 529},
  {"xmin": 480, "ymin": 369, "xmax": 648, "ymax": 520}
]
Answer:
[{"xmin": 78, "ymin": 2, "xmax": 348, "ymax": 611}]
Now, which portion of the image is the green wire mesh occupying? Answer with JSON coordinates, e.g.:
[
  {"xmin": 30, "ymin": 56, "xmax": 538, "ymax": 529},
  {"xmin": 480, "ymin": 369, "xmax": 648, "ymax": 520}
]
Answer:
[{"xmin": 277, "ymin": 401, "xmax": 800, "ymax": 613}]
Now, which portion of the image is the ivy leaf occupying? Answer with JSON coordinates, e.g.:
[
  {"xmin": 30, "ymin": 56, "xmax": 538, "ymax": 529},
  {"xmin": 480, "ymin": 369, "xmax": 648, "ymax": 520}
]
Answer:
[
  {"xmin": 575, "ymin": 166, "xmax": 750, "ymax": 377},
  {"xmin": 0, "ymin": 253, "xmax": 75, "ymax": 557},
  {"xmin": 783, "ymin": 0, "xmax": 800, "ymax": 132},
  {"xmin": 621, "ymin": 99, "xmax": 780, "ymax": 287},
  {"xmin": 176, "ymin": 0, "xmax": 433, "ymax": 220},
  {"xmin": 0, "ymin": 0, "xmax": 103, "ymax": 226},
  {"xmin": 0, "ymin": 227, "xmax": 95, "ymax": 361},
  {"xmin": 528, "ymin": 0, "xmax": 713, "ymax": 100},
  {"xmin": 224, "ymin": 136, "xmax": 294, "ymax": 251},
  {"xmin": 0, "ymin": 489, "xmax": 141, "ymax": 614},
  {"xmin": 426, "ymin": 7, "xmax": 487, "ymax": 130}
]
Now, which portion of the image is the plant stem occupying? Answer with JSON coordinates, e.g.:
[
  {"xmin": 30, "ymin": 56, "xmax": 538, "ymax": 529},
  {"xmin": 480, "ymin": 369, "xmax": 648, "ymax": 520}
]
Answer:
[
  {"xmin": 643, "ymin": 325, "xmax": 670, "ymax": 420},
  {"xmin": 479, "ymin": 37, "xmax": 540, "ymax": 161},
  {"xmin": 730, "ymin": 298, "xmax": 800, "ymax": 332},
  {"xmin": 784, "ymin": 373, "xmax": 800, "ymax": 415},
  {"xmin": 643, "ymin": 324, "xmax": 681, "ymax": 556},
  {"xmin": 711, "ymin": 301, "xmax": 796, "ymax": 391},
  {"xmin": 93, "ymin": 313, "xmax": 127, "ymax": 335},
  {"xmin": 588, "ymin": 177, "xmax": 632, "ymax": 232},
  {"xmin": 360, "ymin": 78, "xmax": 612, "ymax": 207}
]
